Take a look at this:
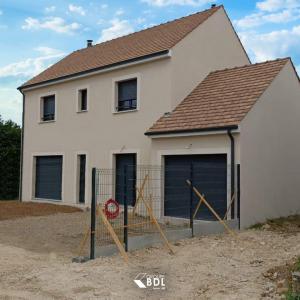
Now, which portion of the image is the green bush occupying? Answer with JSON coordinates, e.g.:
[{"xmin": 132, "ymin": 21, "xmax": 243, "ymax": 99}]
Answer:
[{"xmin": 0, "ymin": 115, "xmax": 21, "ymax": 200}]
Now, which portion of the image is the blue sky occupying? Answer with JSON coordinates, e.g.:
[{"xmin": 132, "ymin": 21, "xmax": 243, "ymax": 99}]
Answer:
[{"xmin": 0, "ymin": 0, "xmax": 299, "ymax": 124}]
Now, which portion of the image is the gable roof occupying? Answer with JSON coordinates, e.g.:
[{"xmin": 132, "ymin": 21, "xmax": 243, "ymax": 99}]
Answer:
[
  {"xmin": 20, "ymin": 5, "xmax": 221, "ymax": 89},
  {"xmin": 146, "ymin": 58, "xmax": 290, "ymax": 135}
]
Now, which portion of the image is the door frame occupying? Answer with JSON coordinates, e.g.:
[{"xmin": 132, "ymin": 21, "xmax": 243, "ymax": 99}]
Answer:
[{"xmin": 110, "ymin": 149, "xmax": 140, "ymax": 200}]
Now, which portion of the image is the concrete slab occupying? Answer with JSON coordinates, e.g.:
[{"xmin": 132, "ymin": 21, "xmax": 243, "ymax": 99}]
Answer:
[{"xmin": 91, "ymin": 219, "xmax": 239, "ymax": 258}]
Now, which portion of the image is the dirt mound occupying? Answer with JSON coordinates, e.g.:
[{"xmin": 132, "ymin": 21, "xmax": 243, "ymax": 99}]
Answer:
[{"xmin": 0, "ymin": 201, "xmax": 82, "ymax": 221}]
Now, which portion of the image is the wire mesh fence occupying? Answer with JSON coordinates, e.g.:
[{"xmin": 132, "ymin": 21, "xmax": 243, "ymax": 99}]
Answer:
[
  {"xmin": 90, "ymin": 162, "xmax": 240, "ymax": 258},
  {"xmin": 94, "ymin": 165, "xmax": 186, "ymax": 250}
]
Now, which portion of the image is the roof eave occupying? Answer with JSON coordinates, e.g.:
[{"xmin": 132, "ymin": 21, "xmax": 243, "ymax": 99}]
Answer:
[{"xmin": 145, "ymin": 125, "xmax": 239, "ymax": 137}]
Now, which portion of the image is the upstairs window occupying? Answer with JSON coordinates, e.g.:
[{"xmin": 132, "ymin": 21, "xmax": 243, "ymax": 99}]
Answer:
[
  {"xmin": 117, "ymin": 79, "xmax": 137, "ymax": 112},
  {"xmin": 78, "ymin": 88, "xmax": 88, "ymax": 112},
  {"xmin": 41, "ymin": 95, "xmax": 55, "ymax": 122}
]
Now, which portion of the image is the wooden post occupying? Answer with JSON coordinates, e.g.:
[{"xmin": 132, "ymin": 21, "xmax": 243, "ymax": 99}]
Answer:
[
  {"xmin": 186, "ymin": 180, "xmax": 237, "ymax": 236},
  {"xmin": 98, "ymin": 207, "xmax": 129, "ymax": 263},
  {"xmin": 142, "ymin": 194, "xmax": 174, "ymax": 254},
  {"xmin": 132, "ymin": 174, "xmax": 149, "ymax": 215},
  {"xmin": 223, "ymin": 194, "xmax": 235, "ymax": 221}
]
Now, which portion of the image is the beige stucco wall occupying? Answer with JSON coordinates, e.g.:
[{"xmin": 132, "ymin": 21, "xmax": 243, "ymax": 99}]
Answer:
[
  {"xmin": 240, "ymin": 61, "xmax": 300, "ymax": 228},
  {"xmin": 22, "ymin": 58, "xmax": 172, "ymax": 204},
  {"xmin": 170, "ymin": 6, "xmax": 250, "ymax": 107},
  {"xmin": 21, "ymin": 8, "xmax": 248, "ymax": 206}
]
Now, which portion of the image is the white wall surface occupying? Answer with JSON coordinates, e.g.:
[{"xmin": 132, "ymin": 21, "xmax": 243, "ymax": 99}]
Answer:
[{"xmin": 240, "ymin": 61, "xmax": 300, "ymax": 228}]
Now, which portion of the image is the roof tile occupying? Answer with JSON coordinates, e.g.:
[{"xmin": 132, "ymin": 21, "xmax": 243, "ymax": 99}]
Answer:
[
  {"xmin": 146, "ymin": 58, "xmax": 289, "ymax": 134},
  {"xmin": 21, "ymin": 6, "xmax": 220, "ymax": 88}
]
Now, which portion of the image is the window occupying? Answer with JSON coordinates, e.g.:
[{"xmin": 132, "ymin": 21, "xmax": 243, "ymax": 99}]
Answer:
[
  {"xmin": 78, "ymin": 89, "xmax": 88, "ymax": 112},
  {"xmin": 117, "ymin": 79, "xmax": 137, "ymax": 112},
  {"xmin": 41, "ymin": 95, "xmax": 55, "ymax": 121}
]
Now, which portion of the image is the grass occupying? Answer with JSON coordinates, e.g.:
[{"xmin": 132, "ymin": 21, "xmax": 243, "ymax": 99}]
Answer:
[{"xmin": 249, "ymin": 215, "xmax": 300, "ymax": 233}]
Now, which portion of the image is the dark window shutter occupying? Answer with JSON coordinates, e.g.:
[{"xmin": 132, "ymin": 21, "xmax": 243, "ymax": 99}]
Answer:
[
  {"xmin": 118, "ymin": 79, "xmax": 137, "ymax": 111},
  {"xmin": 43, "ymin": 95, "xmax": 55, "ymax": 121},
  {"xmin": 80, "ymin": 89, "xmax": 87, "ymax": 111}
]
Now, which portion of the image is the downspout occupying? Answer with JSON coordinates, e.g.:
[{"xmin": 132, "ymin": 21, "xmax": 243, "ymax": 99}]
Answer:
[
  {"xmin": 18, "ymin": 90, "xmax": 25, "ymax": 202},
  {"xmin": 227, "ymin": 129, "xmax": 235, "ymax": 219}
]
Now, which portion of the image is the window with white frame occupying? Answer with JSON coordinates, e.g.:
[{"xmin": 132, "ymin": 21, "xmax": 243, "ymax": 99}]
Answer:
[
  {"xmin": 116, "ymin": 78, "xmax": 137, "ymax": 112},
  {"xmin": 41, "ymin": 95, "xmax": 55, "ymax": 122},
  {"xmin": 78, "ymin": 88, "xmax": 88, "ymax": 112}
]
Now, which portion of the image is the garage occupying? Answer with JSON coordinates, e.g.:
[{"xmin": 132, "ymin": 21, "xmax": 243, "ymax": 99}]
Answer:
[
  {"xmin": 35, "ymin": 156, "xmax": 63, "ymax": 200},
  {"xmin": 164, "ymin": 154, "xmax": 227, "ymax": 220}
]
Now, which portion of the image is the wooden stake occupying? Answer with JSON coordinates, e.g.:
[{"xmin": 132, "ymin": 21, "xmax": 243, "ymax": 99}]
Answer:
[
  {"xmin": 132, "ymin": 174, "xmax": 149, "ymax": 215},
  {"xmin": 223, "ymin": 194, "xmax": 235, "ymax": 221},
  {"xmin": 186, "ymin": 180, "xmax": 237, "ymax": 236},
  {"xmin": 97, "ymin": 206, "xmax": 129, "ymax": 263},
  {"xmin": 77, "ymin": 226, "xmax": 90, "ymax": 257},
  {"xmin": 193, "ymin": 195, "xmax": 204, "ymax": 219},
  {"xmin": 142, "ymin": 194, "xmax": 175, "ymax": 254}
]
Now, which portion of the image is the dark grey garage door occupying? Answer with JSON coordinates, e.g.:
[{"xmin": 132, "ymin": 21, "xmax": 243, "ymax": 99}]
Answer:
[
  {"xmin": 164, "ymin": 154, "xmax": 227, "ymax": 220},
  {"xmin": 35, "ymin": 156, "xmax": 63, "ymax": 200}
]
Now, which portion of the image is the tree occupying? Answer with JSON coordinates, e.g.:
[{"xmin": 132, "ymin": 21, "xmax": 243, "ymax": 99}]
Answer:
[{"xmin": 0, "ymin": 115, "xmax": 21, "ymax": 200}]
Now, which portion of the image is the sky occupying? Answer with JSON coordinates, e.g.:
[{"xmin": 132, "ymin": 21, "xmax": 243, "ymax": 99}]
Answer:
[{"xmin": 0, "ymin": 0, "xmax": 299, "ymax": 124}]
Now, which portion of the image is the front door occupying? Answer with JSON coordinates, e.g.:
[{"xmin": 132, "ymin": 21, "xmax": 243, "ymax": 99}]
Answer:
[{"xmin": 115, "ymin": 154, "xmax": 136, "ymax": 206}]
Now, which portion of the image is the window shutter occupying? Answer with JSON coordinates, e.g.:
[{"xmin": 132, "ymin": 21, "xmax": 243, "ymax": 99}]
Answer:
[
  {"xmin": 118, "ymin": 79, "xmax": 137, "ymax": 101},
  {"xmin": 43, "ymin": 95, "xmax": 55, "ymax": 120}
]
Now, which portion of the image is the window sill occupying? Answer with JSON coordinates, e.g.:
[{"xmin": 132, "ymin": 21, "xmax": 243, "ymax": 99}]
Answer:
[
  {"xmin": 113, "ymin": 109, "xmax": 138, "ymax": 114},
  {"xmin": 77, "ymin": 110, "xmax": 88, "ymax": 113},
  {"xmin": 39, "ymin": 120, "xmax": 56, "ymax": 124}
]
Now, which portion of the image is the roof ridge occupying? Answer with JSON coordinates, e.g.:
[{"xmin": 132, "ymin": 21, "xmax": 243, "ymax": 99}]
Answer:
[
  {"xmin": 75, "ymin": 5, "xmax": 222, "ymax": 53},
  {"xmin": 210, "ymin": 57, "xmax": 290, "ymax": 74}
]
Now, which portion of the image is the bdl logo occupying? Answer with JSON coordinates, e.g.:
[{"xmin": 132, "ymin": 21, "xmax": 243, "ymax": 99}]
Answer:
[{"xmin": 134, "ymin": 273, "xmax": 166, "ymax": 290}]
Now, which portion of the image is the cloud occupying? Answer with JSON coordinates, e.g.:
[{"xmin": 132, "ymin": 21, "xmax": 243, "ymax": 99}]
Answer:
[
  {"xmin": 235, "ymin": 8, "xmax": 300, "ymax": 28},
  {"xmin": 68, "ymin": 4, "xmax": 86, "ymax": 16},
  {"xmin": 256, "ymin": 0, "xmax": 300, "ymax": 12},
  {"xmin": 0, "ymin": 10, "xmax": 3, "ymax": 15},
  {"xmin": 0, "ymin": 47, "xmax": 64, "ymax": 124},
  {"xmin": 235, "ymin": 0, "xmax": 300, "ymax": 29},
  {"xmin": 98, "ymin": 19, "xmax": 134, "ymax": 42},
  {"xmin": 45, "ymin": 6, "xmax": 56, "ymax": 13},
  {"xmin": 115, "ymin": 8, "xmax": 124, "ymax": 16},
  {"xmin": 136, "ymin": 17, "xmax": 146, "ymax": 24},
  {"xmin": 101, "ymin": 4, "xmax": 108, "ymax": 9},
  {"xmin": 0, "ymin": 88, "xmax": 22, "ymax": 124},
  {"xmin": 240, "ymin": 25, "xmax": 300, "ymax": 62},
  {"xmin": 141, "ymin": 0, "xmax": 213, "ymax": 6},
  {"xmin": 22, "ymin": 16, "xmax": 81, "ymax": 34},
  {"xmin": 0, "ymin": 47, "xmax": 65, "ymax": 78}
]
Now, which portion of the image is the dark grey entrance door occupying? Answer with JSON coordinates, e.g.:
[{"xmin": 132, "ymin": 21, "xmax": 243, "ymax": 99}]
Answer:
[
  {"xmin": 79, "ymin": 155, "xmax": 86, "ymax": 204},
  {"xmin": 35, "ymin": 156, "xmax": 63, "ymax": 200},
  {"xmin": 164, "ymin": 154, "xmax": 227, "ymax": 220},
  {"xmin": 115, "ymin": 154, "xmax": 136, "ymax": 206}
]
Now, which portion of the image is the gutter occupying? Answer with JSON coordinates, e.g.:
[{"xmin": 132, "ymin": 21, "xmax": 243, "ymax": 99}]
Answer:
[
  {"xmin": 19, "ymin": 50, "xmax": 171, "ymax": 92},
  {"xmin": 227, "ymin": 129, "xmax": 235, "ymax": 220},
  {"xmin": 145, "ymin": 125, "xmax": 238, "ymax": 137},
  {"xmin": 19, "ymin": 91, "xmax": 25, "ymax": 202}
]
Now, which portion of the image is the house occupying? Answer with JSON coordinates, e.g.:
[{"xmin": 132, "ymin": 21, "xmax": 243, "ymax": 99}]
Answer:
[{"xmin": 18, "ymin": 5, "xmax": 300, "ymax": 228}]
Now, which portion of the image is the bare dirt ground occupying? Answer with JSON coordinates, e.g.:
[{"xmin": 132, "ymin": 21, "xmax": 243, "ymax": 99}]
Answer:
[
  {"xmin": 0, "ymin": 201, "xmax": 82, "ymax": 221},
  {"xmin": 0, "ymin": 205, "xmax": 299, "ymax": 299}
]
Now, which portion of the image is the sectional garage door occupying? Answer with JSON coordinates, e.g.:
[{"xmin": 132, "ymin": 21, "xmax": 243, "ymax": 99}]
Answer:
[
  {"xmin": 35, "ymin": 156, "xmax": 63, "ymax": 200},
  {"xmin": 164, "ymin": 154, "xmax": 227, "ymax": 220}
]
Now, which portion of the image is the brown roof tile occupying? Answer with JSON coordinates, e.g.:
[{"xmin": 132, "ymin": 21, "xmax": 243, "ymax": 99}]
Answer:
[
  {"xmin": 21, "ymin": 6, "xmax": 221, "ymax": 88},
  {"xmin": 146, "ymin": 58, "xmax": 289, "ymax": 134}
]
